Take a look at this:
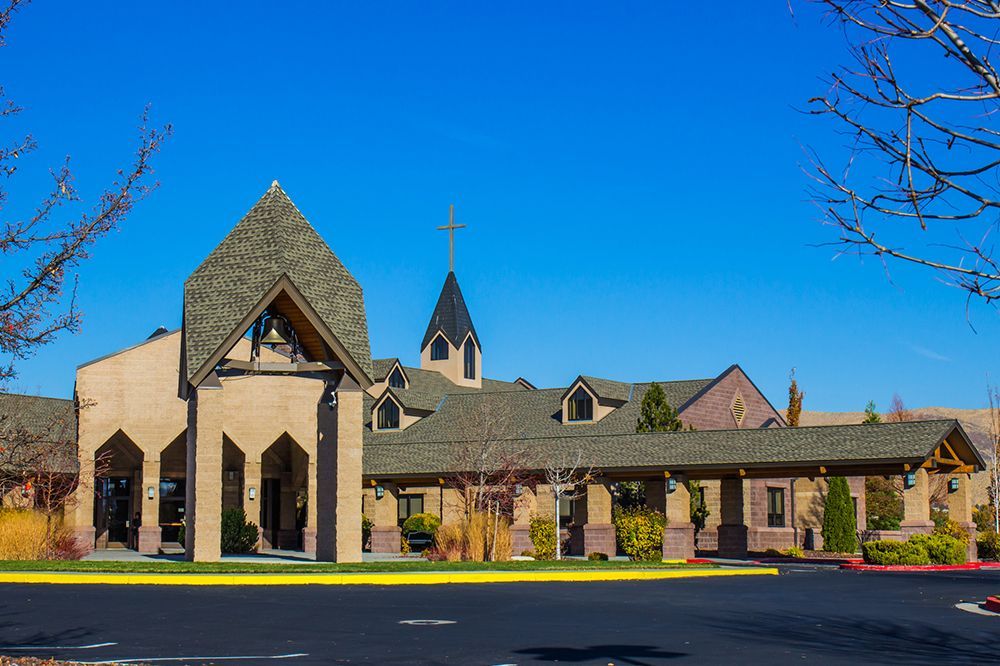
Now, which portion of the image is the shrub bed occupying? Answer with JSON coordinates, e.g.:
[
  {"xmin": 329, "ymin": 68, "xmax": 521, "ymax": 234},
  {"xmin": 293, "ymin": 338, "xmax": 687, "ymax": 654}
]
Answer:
[
  {"xmin": 861, "ymin": 540, "xmax": 931, "ymax": 566},
  {"xmin": 909, "ymin": 534, "xmax": 966, "ymax": 565}
]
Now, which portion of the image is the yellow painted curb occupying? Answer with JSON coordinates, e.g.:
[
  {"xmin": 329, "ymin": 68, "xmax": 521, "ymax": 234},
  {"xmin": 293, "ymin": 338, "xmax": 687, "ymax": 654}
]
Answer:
[{"xmin": 0, "ymin": 567, "xmax": 778, "ymax": 586}]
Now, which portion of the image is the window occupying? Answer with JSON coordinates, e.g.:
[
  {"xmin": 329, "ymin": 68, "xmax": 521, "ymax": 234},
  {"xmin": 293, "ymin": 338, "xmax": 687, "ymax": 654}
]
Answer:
[
  {"xmin": 567, "ymin": 386, "xmax": 594, "ymax": 422},
  {"xmin": 398, "ymin": 494, "xmax": 424, "ymax": 527},
  {"xmin": 377, "ymin": 399, "xmax": 400, "ymax": 430},
  {"xmin": 558, "ymin": 496, "xmax": 575, "ymax": 528},
  {"xmin": 767, "ymin": 487, "xmax": 785, "ymax": 527},
  {"xmin": 431, "ymin": 335, "xmax": 449, "ymax": 360},
  {"xmin": 463, "ymin": 337, "xmax": 477, "ymax": 379},
  {"xmin": 387, "ymin": 367, "xmax": 405, "ymax": 389}
]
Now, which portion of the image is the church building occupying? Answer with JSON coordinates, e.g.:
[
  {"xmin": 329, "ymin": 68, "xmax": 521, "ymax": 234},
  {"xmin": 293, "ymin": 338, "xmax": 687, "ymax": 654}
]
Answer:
[{"xmin": 7, "ymin": 182, "xmax": 983, "ymax": 562}]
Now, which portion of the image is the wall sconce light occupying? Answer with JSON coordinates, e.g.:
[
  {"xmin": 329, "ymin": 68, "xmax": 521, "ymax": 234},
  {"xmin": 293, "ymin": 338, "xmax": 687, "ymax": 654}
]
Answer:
[
  {"xmin": 666, "ymin": 478, "xmax": 678, "ymax": 494},
  {"xmin": 903, "ymin": 472, "xmax": 916, "ymax": 490},
  {"xmin": 227, "ymin": 470, "xmax": 236, "ymax": 481},
  {"xmin": 147, "ymin": 486, "xmax": 155, "ymax": 500},
  {"xmin": 608, "ymin": 482, "xmax": 620, "ymax": 495},
  {"xmin": 375, "ymin": 485, "xmax": 385, "ymax": 500},
  {"xmin": 514, "ymin": 483, "xmax": 523, "ymax": 497},
  {"xmin": 248, "ymin": 486, "xmax": 257, "ymax": 501},
  {"xmin": 948, "ymin": 477, "xmax": 960, "ymax": 493}
]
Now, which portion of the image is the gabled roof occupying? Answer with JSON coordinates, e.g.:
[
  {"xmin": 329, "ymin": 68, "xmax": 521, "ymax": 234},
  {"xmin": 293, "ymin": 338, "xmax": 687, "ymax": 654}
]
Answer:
[
  {"xmin": 0, "ymin": 393, "xmax": 77, "ymax": 473},
  {"xmin": 372, "ymin": 358, "xmax": 401, "ymax": 382},
  {"xmin": 421, "ymin": 271, "xmax": 479, "ymax": 350},
  {"xmin": 182, "ymin": 182, "xmax": 372, "ymax": 388},
  {"xmin": 562, "ymin": 375, "xmax": 632, "ymax": 403}
]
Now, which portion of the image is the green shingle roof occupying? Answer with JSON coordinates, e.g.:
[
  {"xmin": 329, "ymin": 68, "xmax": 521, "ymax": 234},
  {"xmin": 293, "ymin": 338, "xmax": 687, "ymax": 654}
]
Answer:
[
  {"xmin": 183, "ymin": 182, "xmax": 372, "ymax": 386},
  {"xmin": 0, "ymin": 393, "xmax": 77, "ymax": 473},
  {"xmin": 371, "ymin": 358, "xmax": 401, "ymax": 382},
  {"xmin": 363, "ymin": 419, "xmax": 974, "ymax": 477}
]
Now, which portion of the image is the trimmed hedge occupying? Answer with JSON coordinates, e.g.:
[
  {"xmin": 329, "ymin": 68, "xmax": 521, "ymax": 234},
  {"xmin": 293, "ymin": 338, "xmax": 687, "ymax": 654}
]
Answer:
[
  {"xmin": 401, "ymin": 512, "xmax": 441, "ymax": 536},
  {"xmin": 909, "ymin": 534, "xmax": 966, "ymax": 565},
  {"xmin": 613, "ymin": 506, "xmax": 666, "ymax": 561},
  {"xmin": 977, "ymin": 533, "xmax": 1000, "ymax": 561},
  {"xmin": 861, "ymin": 540, "xmax": 930, "ymax": 566}
]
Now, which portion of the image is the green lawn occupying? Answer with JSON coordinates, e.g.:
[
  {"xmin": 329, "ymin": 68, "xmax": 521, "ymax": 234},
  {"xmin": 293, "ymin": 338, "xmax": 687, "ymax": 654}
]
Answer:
[{"xmin": 0, "ymin": 559, "xmax": 716, "ymax": 574}]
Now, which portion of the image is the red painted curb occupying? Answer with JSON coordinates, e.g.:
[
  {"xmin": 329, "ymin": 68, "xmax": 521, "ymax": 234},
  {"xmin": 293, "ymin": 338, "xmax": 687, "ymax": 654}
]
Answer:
[
  {"xmin": 758, "ymin": 557, "xmax": 863, "ymax": 565},
  {"xmin": 841, "ymin": 562, "xmax": 983, "ymax": 572},
  {"xmin": 979, "ymin": 561, "xmax": 1000, "ymax": 568},
  {"xmin": 687, "ymin": 558, "xmax": 714, "ymax": 564},
  {"xmin": 985, "ymin": 596, "xmax": 1000, "ymax": 613}
]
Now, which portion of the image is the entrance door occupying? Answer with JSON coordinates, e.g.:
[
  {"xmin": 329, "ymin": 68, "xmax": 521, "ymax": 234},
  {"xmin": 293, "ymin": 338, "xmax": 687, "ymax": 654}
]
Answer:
[
  {"xmin": 97, "ymin": 477, "xmax": 132, "ymax": 547},
  {"xmin": 260, "ymin": 478, "xmax": 281, "ymax": 548}
]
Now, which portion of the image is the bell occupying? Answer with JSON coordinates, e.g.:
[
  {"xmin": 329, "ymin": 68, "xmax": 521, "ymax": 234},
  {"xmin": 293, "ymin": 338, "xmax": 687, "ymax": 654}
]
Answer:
[{"xmin": 260, "ymin": 315, "xmax": 290, "ymax": 346}]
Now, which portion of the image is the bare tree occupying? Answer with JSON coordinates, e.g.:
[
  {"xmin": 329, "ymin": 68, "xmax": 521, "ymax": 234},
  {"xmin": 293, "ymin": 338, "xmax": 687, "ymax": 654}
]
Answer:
[
  {"xmin": 0, "ymin": 0, "xmax": 170, "ymax": 384},
  {"xmin": 543, "ymin": 451, "xmax": 596, "ymax": 561},
  {"xmin": 447, "ymin": 402, "xmax": 528, "ymax": 520},
  {"xmin": 807, "ymin": 1, "xmax": 1000, "ymax": 308}
]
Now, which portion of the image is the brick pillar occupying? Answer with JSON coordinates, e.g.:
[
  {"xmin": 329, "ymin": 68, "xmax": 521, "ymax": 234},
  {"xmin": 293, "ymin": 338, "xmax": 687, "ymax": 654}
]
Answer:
[
  {"xmin": 718, "ymin": 476, "xmax": 748, "ymax": 559},
  {"xmin": 316, "ymin": 380, "xmax": 364, "ymax": 562},
  {"xmin": 137, "ymin": 457, "xmax": 162, "ymax": 554},
  {"xmin": 948, "ymin": 474, "xmax": 977, "ymax": 563},
  {"xmin": 303, "ymin": 460, "xmax": 318, "ymax": 553},
  {"xmin": 900, "ymin": 468, "xmax": 934, "ymax": 537},
  {"xmin": 578, "ymin": 482, "xmax": 615, "ymax": 556},
  {"xmin": 185, "ymin": 384, "xmax": 224, "ymax": 562},
  {"xmin": 68, "ymin": 448, "xmax": 97, "ymax": 553},
  {"xmin": 648, "ymin": 477, "xmax": 694, "ymax": 561},
  {"xmin": 365, "ymin": 482, "xmax": 400, "ymax": 553},
  {"xmin": 512, "ymin": 485, "xmax": 536, "ymax": 556},
  {"xmin": 244, "ymin": 458, "xmax": 263, "ymax": 549}
]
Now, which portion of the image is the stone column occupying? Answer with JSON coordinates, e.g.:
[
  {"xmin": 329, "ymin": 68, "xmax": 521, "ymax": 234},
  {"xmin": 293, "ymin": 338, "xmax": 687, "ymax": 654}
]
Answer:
[
  {"xmin": 315, "ymin": 380, "xmax": 364, "ymax": 562},
  {"xmin": 900, "ymin": 468, "xmax": 934, "ymax": 537},
  {"xmin": 67, "ymin": 447, "xmax": 97, "ymax": 553},
  {"xmin": 512, "ymin": 485, "xmax": 536, "ymax": 556},
  {"xmin": 185, "ymin": 384, "xmax": 224, "ymax": 562},
  {"xmin": 243, "ymin": 457, "xmax": 263, "ymax": 549},
  {"xmin": 648, "ymin": 477, "xmax": 694, "ymax": 560},
  {"xmin": 947, "ymin": 474, "xmax": 978, "ymax": 563},
  {"xmin": 578, "ymin": 482, "xmax": 615, "ymax": 556},
  {"xmin": 137, "ymin": 457, "xmax": 162, "ymax": 554},
  {"xmin": 718, "ymin": 476, "xmax": 748, "ymax": 559},
  {"xmin": 365, "ymin": 482, "xmax": 400, "ymax": 553},
  {"xmin": 303, "ymin": 460, "xmax": 318, "ymax": 553}
]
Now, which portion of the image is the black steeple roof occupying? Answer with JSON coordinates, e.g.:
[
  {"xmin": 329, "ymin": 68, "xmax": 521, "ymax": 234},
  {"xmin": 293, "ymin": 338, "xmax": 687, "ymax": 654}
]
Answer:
[{"xmin": 421, "ymin": 271, "xmax": 480, "ymax": 350}]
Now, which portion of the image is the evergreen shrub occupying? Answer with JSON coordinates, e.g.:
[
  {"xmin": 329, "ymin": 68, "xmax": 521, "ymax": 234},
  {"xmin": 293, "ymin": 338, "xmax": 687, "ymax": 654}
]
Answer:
[
  {"xmin": 613, "ymin": 506, "xmax": 666, "ymax": 561},
  {"xmin": 977, "ymin": 533, "xmax": 1000, "ymax": 561},
  {"xmin": 401, "ymin": 512, "xmax": 441, "ymax": 536},
  {"xmin": 220, "ymin": 508, "xmax": 259, "ymax": 554},
  {"xmin": 909, "ymin": 534, "xmax": 966, "ymax": 565},
  {"xmin": 529, "ymin": 514, "xmax": 557, "ymax": 560},
  {"xmin": 861, "ymin": 540, "xmax": 930, "ymax": 565},
  {"xmin": 822, "ymin": 476, "xmax": 858, "ymax": 553},
  {"xmin": 587, "ymin": 551, "xmax": 609, "ymax": 561}
]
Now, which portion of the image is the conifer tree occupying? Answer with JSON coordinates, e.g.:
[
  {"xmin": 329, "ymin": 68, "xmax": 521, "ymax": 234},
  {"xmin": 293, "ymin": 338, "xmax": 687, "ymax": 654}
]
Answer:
[
  {"xmin": 822, "ymin": 476, "xmax": 858, "ymax": 553},
  {"xmin": 786, "ymin": 369, "xmax": 803, "ymax": 427},
  {"xmin": 863, "ymin": 401, "xmax": 881, "ymax": 424},
  {"xmin": 636, "ymin": 383, "xmax": 683, "ymax": 432}
]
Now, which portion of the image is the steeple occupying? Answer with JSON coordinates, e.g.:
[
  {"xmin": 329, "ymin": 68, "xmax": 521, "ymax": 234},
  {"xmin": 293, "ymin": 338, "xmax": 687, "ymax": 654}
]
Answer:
[{"xmin": 420, "ymin": 271, "xmax": 481, "ymax": 387}]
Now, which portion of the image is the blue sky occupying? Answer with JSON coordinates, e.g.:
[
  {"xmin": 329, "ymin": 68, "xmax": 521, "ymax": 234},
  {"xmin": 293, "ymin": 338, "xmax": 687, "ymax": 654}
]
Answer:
[{"xmin": 3, "ymin": 2, "xmax": 998, "ymax": 411}]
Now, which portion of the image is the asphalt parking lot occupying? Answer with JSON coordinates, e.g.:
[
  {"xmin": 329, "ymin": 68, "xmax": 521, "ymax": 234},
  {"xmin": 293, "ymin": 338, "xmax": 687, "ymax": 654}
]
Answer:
[{"xmin": 1, "ymin": 566, "xmax": 998, "ymax": 665}]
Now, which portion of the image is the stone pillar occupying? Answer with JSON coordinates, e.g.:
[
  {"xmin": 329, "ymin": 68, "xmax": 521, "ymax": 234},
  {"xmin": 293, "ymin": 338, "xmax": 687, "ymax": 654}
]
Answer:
[
  {"xmin": 900, "ymin": 468, "xmax": 934, "ymax": 537},
  {"xmin": 578, "ymin": 482, "xmax": 615, "ymax": 556},
  {"xmin": 68, "ymin": 448, "xmax": 97, "ymax": 553},
  {"xmin": 185, "ymin": 384, "xmax": 224, "ymax": 562},
  {"xmin": 648, "ymin": 477, "xmax": 694, "ymax": 561},
  {"xmin": 718, "ymin": 477, "xmax": 748, "ymax": 559},
  {"xmin": 243, "ymin": 458, "xmax": 263, "ymax": 549},
  {"xmin": 315, "ymin": 380, "xmax": 364, "ymax": 562},
  {"xmin": 137, "ymin": 457, "xmax": 162, "ymax": 554},
  {"xmin": 512, "ymin": 485, "xmax": 536, "ymax": 556},
  {"xmin": 366, "ymin": 482, "xmax": 400, "ymax": 554},
  {"xmin": 947, "ymin": 474, "xmax": 977, "ymax": 563},
  {"xmin": 303, "ymin": 460, "xmax": 318, "ymax": 553}
]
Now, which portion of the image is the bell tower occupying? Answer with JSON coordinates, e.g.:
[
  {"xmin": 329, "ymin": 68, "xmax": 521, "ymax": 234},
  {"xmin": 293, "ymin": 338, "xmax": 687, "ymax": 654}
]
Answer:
[{"xmin": 421, "ymin": 205, "xmax": 480, "ymax": 387}]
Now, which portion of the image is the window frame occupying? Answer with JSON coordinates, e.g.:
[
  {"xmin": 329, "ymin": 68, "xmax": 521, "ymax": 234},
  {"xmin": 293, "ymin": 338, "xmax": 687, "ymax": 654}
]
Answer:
[
  {"xmin": 376, "ymin": 398, "xmax": 401, "ymax": 430},
  {"xmin": 463, "ymin": 336, "xmax": 477, "ymax": 379},
  {"xmin": 397, "ymin": 494, "xmax": 424, "ymax": 527},
  {"xmin": 567, "ymin": 386, "xmax": 594, "ymax": 422},
  {"xmin": 387, "ymin": 366, "xmax": 406, "ymax": 389},
  {"xmin": 430, "ymin": 334, "xmax": 449, "ymax": 361},
  {"xmin": 766, "ymin": 487, "xmax": 785, "ymax": 528}
]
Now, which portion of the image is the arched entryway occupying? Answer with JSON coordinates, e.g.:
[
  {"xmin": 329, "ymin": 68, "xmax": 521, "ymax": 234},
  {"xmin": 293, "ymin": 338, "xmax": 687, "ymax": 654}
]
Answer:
[
  {"xmin": 260, "ymin": 434, "xmax": 309, "ymax": 550},
  {"xmin": 94, "ymin": 431, "xmax": 143, "ymax": 549}
]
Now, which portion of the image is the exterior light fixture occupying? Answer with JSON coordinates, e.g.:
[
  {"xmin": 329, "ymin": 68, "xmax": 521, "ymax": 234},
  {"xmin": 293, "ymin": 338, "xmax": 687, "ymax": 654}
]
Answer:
[
  {"xmin": 608, "ymin": 482, "xmax": 619, "ymax": 495},
  {"xmin": 147, "ymin": 486, "xmax": 155, "ymax": 500},
  {"xmin": 514, "ymin": 483, "xmax": 523, "ymax": 497},
  {"xmin": 948, "ymin": 478, "xmax": 960, "ymax": 493},
  {"xmin": 375, "ymin": 485, "xmax": 385, "ymax": 500},
  {"xmin": 248, "ymin": 486, "xmax": 257, "ymax": 501},
  {"xmin": 903, "ymin": 472, "xmax": 916, "ymax": 489},
  {"xmin": 666, "ymin": 478, "xmax": 678, "ymax": 494},
  {"xmin": 227, "ymin": 470, "xmax": 236, "ymax": 481}
]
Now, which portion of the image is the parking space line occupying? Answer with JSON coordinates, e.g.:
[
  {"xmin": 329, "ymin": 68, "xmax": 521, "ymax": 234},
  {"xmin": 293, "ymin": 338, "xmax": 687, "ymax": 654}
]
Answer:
[
  {"xmin": 2, "ymin": 642, "xmax": 117, "ymax": 651},
  {"xmin": 78, "ymin": 652, "xmax": 309, "ymax": 664}
]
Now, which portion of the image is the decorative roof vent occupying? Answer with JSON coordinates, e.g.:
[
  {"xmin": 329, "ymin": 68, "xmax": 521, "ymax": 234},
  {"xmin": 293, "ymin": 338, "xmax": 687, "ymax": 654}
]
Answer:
[{"xmin": 731, "ymin": 394, "xmax": 747, "ymax": 426}]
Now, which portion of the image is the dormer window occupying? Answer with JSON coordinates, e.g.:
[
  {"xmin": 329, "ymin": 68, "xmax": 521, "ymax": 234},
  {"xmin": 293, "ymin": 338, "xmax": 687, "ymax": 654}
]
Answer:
[
  {"xmin": 387, "ymin": 367, "xmax": 406, "ymax": 389},
  {"xmin": 567, "ymin": 386, "xmax": 594, "ymax": 422},
  {"xmin": 431, "ymin": 335, "xmax": 449, "ymax": 361},
  {"xmin": 377, "ymin": 399, "xmax": 400, "ymax": 430},
  {"xmin": 463, "ymin": 337, "xmax": 477, "ymax": 379}
]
